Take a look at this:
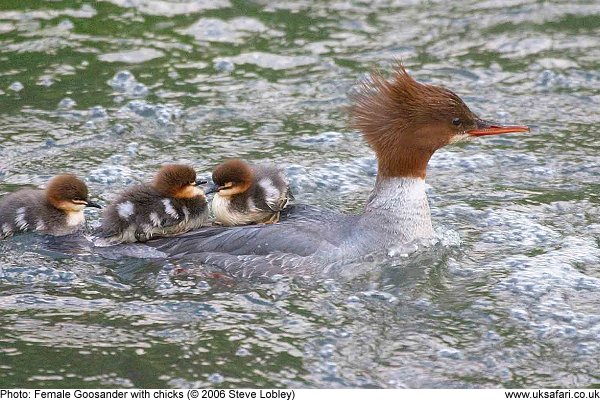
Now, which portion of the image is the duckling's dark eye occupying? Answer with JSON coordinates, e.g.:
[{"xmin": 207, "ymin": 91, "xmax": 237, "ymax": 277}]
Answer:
[{"xmin": 452, "ymin": 117, "xmax": 462, "ymax": 126}]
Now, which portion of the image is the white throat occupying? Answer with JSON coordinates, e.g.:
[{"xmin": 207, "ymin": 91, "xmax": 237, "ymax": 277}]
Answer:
[
  {"xmin": 361, "ymin": 177, "xmax": 433, "ymax": 244},
  {"xmin": 66, "ymin": 210, "xmax": 85, "ymax": 227},
  {"xmin": 212, "ymin": 193, "xmax": 258, "ymax": 226}
]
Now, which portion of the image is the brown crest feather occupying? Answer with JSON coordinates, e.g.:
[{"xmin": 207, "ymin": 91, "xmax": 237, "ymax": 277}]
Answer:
[
  {"xmin": 45, "ymin": 174, "xmax": 90, "ymax": 208},
  {"xmin": 349, "ymin": 62, "xmax": 477, "ymax": 178},
  {"xmin": 153, "ymin": 164, "xmax": 197, "ymax": 197},
  {"xmin": 212, "ymin": 159, "xmax": 254, "ymax": 187}
]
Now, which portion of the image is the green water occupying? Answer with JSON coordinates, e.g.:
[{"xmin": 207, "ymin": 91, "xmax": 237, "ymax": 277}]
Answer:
[{"xmin": 1, "ymin": 0, "xmax": 599, "ymax": 388}]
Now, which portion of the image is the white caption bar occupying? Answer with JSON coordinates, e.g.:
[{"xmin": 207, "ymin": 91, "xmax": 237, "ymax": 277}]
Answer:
[{"xmin": 1, "ymin": 389, "xmax": 600, "ymax": 400}]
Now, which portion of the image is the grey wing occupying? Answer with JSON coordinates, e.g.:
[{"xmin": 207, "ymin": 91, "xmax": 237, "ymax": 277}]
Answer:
[
  {"xmin": 149, "ymin": 222, "xmax": 327, "ymax": 257},
  {"xmin": 148, "ymin": 204, "xmax": 352, "ymax": 258}
]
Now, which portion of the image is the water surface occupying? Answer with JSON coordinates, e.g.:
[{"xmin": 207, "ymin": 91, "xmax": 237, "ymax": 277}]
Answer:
[{"xmin": 1, "ymin": 0, "xmax": 600, "ymax": 388}]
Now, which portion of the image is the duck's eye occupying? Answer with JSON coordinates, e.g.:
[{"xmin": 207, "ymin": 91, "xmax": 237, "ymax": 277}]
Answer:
[{"xmin": 452, "ymin": 118, "xmax": 462, "ymax": 126}]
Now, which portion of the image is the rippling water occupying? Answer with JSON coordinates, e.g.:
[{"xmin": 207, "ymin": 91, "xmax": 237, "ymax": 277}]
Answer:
[{"xmin": 1, "ymin": 0, "xmax": 599, "ymax": 388}]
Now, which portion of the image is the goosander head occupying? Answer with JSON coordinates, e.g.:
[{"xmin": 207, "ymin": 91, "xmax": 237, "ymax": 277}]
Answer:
[
  {"xmin": 207, "ymin": 159, "xmax": 254, "ymax": 197},
  {"xmin": 45, "ymin": 174, "xmax": 101, "ymax": 212},
  {"xmin": 153, "ymin": 164, "xmax": 207, "ymax": 199},
  {"xmin": 350, "ymin": 63, "xmax": 529, "ymax": 179}
]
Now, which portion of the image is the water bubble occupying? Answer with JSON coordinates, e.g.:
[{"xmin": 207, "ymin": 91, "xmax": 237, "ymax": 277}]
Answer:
[
  {"xmin": 111, "ymin": 71, "xmax": 134, "ymax": 87},
  {"xmin": 535, "ymin": 69, "xmax": 570, "ymax": 90},
  {"xmin": 323, "ymin": 361, "xmax": 337, "ymax": 376},
  {"xmin": 58, "ymin": 19, "xmax": 74, "ymax": 31},
  {"xmin": 334, "ymin": 329, "xmax": 351, "ymax": 338},
  {"xmin": 218, "ymin": 52, "xmax": 316, "ymax": 70},
  {"xmin": 207, "ymin": 373, "xmax": 224, "ymax": 384},
  {"xmin": 112, "ymin": 124, "xmax": 126, "ymax": 135},
  {"xmin": 214, "ymin": 59, "xmax": 234, "ymax": 72},
  {"xmin": 319, "ymin": 344, "xmax": 335, "ymax": 358},
  {"xmin": 156, "ymin": 117, "xmax": 170, "ymax": 126},
  {"xmin": 8, "ymin": 82, "xmax": 24, "ymax": 92},
  {"xmin": 126, "ymin": 142, "xmax": 138, "ymax": 156},
  {"xmin": 510, "ymin": 309, "xmax": 529, "ymax": 321},
  {"xmin": 269, "ymin": 274, "xmax": 285, "ymax": 282},
  {"xmin": 500, "ymin": 369, "xmax": 512, "ymax": 381},
  {"xmin": 495, "ymin": 111, "xmax": 510, "ymax": 122},
  {"xmin": 576, "ymin": 343, "xmax": 592, "ymax": 355},
  {"xmin": 37, "ymin": 75, "xmax": 54, "ymax": 87},
  {"xmin": 362, "ymin": 290, "xmax": 397, "ymax": 303},
  {"xmin": 132, "ymin": 83, "xmax": 148, "ymax": 97},
  {"xmin": 562, "ymin": 326, "xmax": 577, "ymax": 337},
  {"xmin": 89, "ymin": 106, "xmax": 107, "ymax": 118},
  {"xmin": 437, "ymin": 348, "xmax": 462, "ymax": 359},
  {"xmin": 483, "ymin": 356, "xmax": 498, "ymax": 369},
  {"xmin": 108, "ymin": 71, "xmax": 148, "ymax": 98},
  {"xmin": 128, "ymin": 100, "xmax": 155, "ymax": 117},
  {"xmin": 254, "ymin": 327, "xmax": 270, "ymax": 337},
  {"xmin": 235, "ymin": 348, "xmax": 250, "ymax": 357},
  {"xmin": 484, "ymin": 330, "xmax": 501, "ymax": 342},
  {"xmin": 156, "ymin": 108, "xmax": 174, "ymax": 125},
  {"xmin": 291, "ymin": 131, "xmax": 345, "ymax": 148},
  {"xmin": 58, "ymin": 97, "xmax": 76, "ymax": 109}
]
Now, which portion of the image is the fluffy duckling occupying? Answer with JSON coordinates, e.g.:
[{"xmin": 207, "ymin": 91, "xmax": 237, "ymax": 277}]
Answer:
[
  {"xmin": 207, "ymin": 159, "xmax": 292, "ymax": 226},
  {"xmin": 98, "ymin": 164, "xmax": 208, "ymax": 243},
  {"xmin": 0, "ymin": 174, "xmax": 100, "ymax": 239}
]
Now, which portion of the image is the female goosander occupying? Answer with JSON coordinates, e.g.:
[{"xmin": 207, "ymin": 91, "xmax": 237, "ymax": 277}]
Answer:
[
  {"xmin": 98, "ymin": 164, "xmax": 208, "ymax": 243},
  {"xmin": 0, "ymin": 174, "xmax": 100, "ymax": 239},
  {"xmin": 207, "ymin": 159, "xmax": 293, "ymax": 226},
  {"xmin": 147, "ymin": 64, "xmax": 529, "ymax": 275}
]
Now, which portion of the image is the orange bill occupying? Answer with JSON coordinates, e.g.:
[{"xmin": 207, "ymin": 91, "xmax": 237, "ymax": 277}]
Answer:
[{"xmin": 468, "ymin": 119, "xmax": 530, "ymax": 136}]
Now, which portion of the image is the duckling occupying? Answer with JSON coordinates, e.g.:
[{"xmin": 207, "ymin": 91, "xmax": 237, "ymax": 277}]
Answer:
[
  {"xmin": 206, "ymin": 159, "xmax": 293, "ymax": 226},
  {"xmin": 0, "ymin": 174, "xmax": 100, "ymax": 239},
  {"xmin": 98, "ymin": 164, "xmax": 208, "ymax": 243}
]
